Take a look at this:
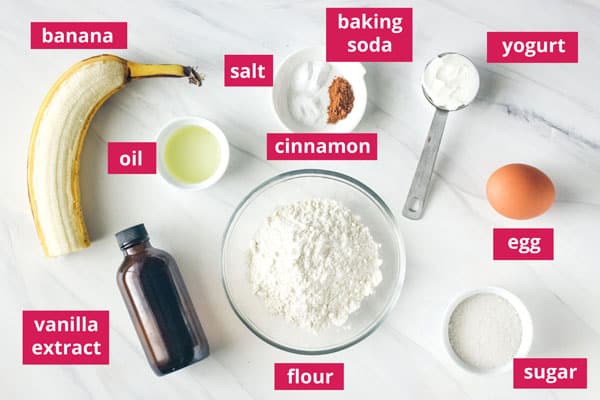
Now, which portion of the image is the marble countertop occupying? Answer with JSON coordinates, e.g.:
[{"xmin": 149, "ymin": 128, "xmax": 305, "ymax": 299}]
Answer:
[{"xmin": 2, "ymin": 0, "xmax": 599, "ymax": 398}]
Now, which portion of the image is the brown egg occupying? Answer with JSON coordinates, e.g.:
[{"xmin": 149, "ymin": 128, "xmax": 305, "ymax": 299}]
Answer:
[{"xmin": 486, "ymin": 163, "xmax": 555, "ymax": 219}]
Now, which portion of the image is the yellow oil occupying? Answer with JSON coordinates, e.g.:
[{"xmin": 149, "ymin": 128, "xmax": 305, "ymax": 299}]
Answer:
[{"xmin": 164, "ymin": 125, "xmax": 221, "ymax": 184}]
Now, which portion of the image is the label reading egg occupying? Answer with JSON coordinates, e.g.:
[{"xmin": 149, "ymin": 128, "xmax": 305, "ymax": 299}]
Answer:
[{"xmin": 493, "ymin": 228, "xmax": 554, "ymax": 260}]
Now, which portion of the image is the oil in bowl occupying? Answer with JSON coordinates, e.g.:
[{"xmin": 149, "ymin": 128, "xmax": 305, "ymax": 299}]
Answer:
[{"xmin": 157, "ymin": 117, "xmax": 229, "ymax": 190}]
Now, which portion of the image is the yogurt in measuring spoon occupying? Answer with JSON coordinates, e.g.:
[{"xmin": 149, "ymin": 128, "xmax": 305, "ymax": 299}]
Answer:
[{"xmin": 421, "ymin": 53, "xmax": 480, "ymax": 111}]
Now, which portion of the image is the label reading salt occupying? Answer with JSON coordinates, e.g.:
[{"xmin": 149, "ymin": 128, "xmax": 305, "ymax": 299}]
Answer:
[
  {"xmin": 107, "ymin": 142, "xmax": 156, "ymax": 174},
  {"xmin": 23, "ymin": 310, "xmax": 109, "ymax": 364},
  {"xmin": 487, "ymin": 32, "xmax": 578, "ymax": 63},
  {"xmin": 493, "ymin": 228, "xmax": 554, "ymax": 260},
  {"xmin": 514, "ymin": 358, "xmax": 587, "ymax": 389},
  {"xmin": 326, "ymin": 8, "xmax": 412, "ymax": 62},
  {"xmin": 224, "ymin": 54, "xmax": 273, "ymax": 87},
  {"xmin": 30, "ymin": 22, "xmax": 127, "ymax": 49}
]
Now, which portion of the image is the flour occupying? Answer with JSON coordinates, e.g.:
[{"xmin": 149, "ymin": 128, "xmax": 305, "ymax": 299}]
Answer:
[
  {"xmin": 448, "ymin": 293, "xmax": 522, "ymax": 370},
  {"xmin": 248, "ymin": 198, "xmax": 382, "ymax": 332}
]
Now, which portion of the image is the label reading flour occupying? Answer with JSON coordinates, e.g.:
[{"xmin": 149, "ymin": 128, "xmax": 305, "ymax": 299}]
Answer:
[
  {"xmin": 274, "ymin": 363, "xmax": 344, "ymax": 390},
  {"xmin": 23, "ymin": 310, "xmax": 109, "ymax": 364}
]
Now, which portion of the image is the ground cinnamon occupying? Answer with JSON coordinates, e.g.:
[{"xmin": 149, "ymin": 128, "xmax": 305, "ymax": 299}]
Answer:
[{"xmin": 327, "ymin": 77, "xmax": 354, "ymax": 124}]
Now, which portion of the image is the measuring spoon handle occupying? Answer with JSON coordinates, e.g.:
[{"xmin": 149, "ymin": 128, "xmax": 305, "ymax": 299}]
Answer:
[{"xmin": 402, "ymin": 108, "xmax": 449, "ymax": 220}]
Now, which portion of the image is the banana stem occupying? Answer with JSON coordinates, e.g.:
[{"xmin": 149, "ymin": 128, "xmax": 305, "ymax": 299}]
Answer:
[{"xmin": 127, "ymin": 61, "xmax": 205, "ymax": 86}]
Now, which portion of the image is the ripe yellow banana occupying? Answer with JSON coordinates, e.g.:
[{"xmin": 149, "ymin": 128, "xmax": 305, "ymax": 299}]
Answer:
[{"xmin": 28, "ymin": 54, "xmax": 204, "ymax": 257}]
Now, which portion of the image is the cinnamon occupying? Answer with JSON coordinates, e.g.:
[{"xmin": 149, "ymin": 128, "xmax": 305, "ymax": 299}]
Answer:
[{"xmin": 327, "ymin": 77, "xmax": 354, "ymax": 124}]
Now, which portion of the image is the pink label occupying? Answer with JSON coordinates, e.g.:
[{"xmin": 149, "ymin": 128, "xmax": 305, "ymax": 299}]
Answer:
[
  {"xmin": 267, "ymin": 133, "xmax": 377, "ymax": 160},
  {"xmin": 224, "ymin": 54, "xmax": 273, "ymax": 86},
  {"xmin": 487, "ymin": 32, "xmax": 578, "ymax": 63},
  {"xmin": 326, "ymin": 8, "xmax": 412, "ymax": 62},
  {"xmin": 30, "ymin": 22, "xmax": 127, "ymax": 49},
  {"xmin": 493, "ymin": 228, "xmax": 554, "ymax": 260},
  {"xmin": 107, "ymin": 142, "xmax": 156, "ymax": 174},
  {"xmin": 514, "ymin": 358, "xmax": 587, "ymax": 389},
  {"xmin": 23, "ymin": 310, "xmax": 109, "ymax": 365},
  {"xmin": 274, "ymin": 363, "xmax": 344, "ymax": 390}
]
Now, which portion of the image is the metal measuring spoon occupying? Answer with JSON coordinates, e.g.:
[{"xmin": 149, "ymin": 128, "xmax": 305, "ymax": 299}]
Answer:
[{"xmin": 402, "ymin": 53, "xmax": 480, "ymax": 220}]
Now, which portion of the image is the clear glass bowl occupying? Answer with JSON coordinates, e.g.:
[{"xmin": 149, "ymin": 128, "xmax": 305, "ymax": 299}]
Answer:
[{"xmin": 221, "ymin": 169, "xmax": 406, "ymax": 354}]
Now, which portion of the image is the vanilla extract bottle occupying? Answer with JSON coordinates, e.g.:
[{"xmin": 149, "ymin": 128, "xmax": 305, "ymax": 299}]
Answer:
[{"xmin": 116, "ymin": 224, "xmax": 209, "ymax": 376}]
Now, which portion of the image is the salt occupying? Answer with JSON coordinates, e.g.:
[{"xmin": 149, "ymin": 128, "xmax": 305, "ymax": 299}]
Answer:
[
  {"xmin": 448, "ymin": 293, "xmax": 522, "ymax": 370},
  {"xmin": 288, "ymin": 61, "xmax": 334, "ymax": 128}
]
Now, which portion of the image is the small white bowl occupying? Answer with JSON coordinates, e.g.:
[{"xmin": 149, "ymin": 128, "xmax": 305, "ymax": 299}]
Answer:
[
  {"xmin": 156, "ymin": 116, "xmax": 229, "ymax": 190},
  {"xmin": 272, "ymin": 46, "xmax": 367, "ymax": 132},
  {"xmin": 442, "ymin": 286, "xmax": 533, "ymax": 375}
]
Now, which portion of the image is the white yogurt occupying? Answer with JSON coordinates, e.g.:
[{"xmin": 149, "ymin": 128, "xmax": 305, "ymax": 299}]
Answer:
[{"xmin": 422, "ymin": 53, "xmax": 479, "ymax": 111}]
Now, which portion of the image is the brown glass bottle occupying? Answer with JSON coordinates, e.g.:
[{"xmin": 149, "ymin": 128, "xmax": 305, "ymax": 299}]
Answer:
[{"xmin": 116, "ymin": 224, "xmax": 209, "ymax": 376}]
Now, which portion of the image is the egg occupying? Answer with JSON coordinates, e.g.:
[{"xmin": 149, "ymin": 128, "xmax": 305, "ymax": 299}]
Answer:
[{"xmin": 486, "ymin": 163, "xmax": 555, "ymax": 220}]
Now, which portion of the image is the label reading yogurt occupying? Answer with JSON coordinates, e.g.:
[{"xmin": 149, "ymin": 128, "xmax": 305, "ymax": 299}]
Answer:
[
  {"xmin": 487, "ymin": 32, "xmax": 578, "ymax": 63},
  {"xmin": 326, "ymin": 8, "xmax": 412, "ymax": 62}
]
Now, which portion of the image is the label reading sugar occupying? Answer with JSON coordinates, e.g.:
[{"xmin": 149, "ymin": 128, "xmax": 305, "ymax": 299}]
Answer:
[
  {"xmin": 326, "ymin": 8, "xmax": 412, "ymax": 62},
  {"xmin": 23, "ymin": 310, "xmax": 109, "ymax": 364},
  {"xmin": 514, "ymin": 358, "xmax": 587, "ymax": 389},
  {"xmin": 487, "ymin": 32, "xmax": 578, "ymax": 63}
]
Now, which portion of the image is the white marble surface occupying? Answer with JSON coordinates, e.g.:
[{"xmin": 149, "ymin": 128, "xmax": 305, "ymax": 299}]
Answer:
[{"xmin": 2, "ymin": 0, "xmax": 599, "ymax": 398}]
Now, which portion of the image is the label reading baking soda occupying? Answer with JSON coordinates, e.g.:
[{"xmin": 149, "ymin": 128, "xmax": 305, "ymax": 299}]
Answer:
[
  {"xmin": 30, "ymin": 22, "xmax": 127, "ymax": 49},
  {"xmin": 326, "ymin": 8, "xmax": 412, "ymax": 61},
  {"xmin": 23, "ymin": 310, "xmax": 109, "ymax": 364},
  {"xmin": 487, "ymin": 32, "xmax": 578, "ymax": 63}
]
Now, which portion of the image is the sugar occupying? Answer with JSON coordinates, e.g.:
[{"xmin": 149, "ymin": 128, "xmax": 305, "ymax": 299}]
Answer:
[{"xmin": 448, "ymin": 293, "xmax": 522, "ymax": 370}]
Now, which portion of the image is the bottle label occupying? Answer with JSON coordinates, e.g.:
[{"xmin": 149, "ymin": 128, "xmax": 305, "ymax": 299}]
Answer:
[
  {"xmin": 487, "ymin": 32, "xmax": 578, "ymax": 63},
  {"xmin": 266, "ymin": 133, "xmax": 377, "ymax": 160},
  {"xmin": 224, "ymin": 54, "xmax": 273, "ymax": 86},
  {"xmin": 22, "ymin": 310, "xmax": 109, "ymax": 364},
  {"xmin": 274, "ymin": 363, "xmax": 344, "ymax": 390},
  {"xmin": 493, "ymin": 228, "xmax": 554, "ymax": 260},
  {"xmin": 514, "ymin": 358, "xmax": 587, "ymax": 388},
  {"xmin": 326, "ymin": 8, "xmax": 413, "ymax": 62},
  {"xmin": 30, "ymin": 22, "xmax": 127, "ymax": 49},
  {"xmin": 107, "ymin": 142, "xmax": 157, "ymax": 174}
]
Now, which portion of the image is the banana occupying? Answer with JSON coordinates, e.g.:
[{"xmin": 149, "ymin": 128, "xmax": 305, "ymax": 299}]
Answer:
[{"xmin": 28, "ymin": 54, "xmax": 204, "ymax": 257}]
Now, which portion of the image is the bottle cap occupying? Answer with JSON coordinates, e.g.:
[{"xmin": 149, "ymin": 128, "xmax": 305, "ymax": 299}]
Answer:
[{"xmin": 115, "ymin": 224, "xmax": 149, "ymax": 249}]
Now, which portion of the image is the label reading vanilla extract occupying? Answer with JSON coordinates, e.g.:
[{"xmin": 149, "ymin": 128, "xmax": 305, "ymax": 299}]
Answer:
[{"xmin": 22, "ymin": 310, "xmax": 109, "ymax": 364}]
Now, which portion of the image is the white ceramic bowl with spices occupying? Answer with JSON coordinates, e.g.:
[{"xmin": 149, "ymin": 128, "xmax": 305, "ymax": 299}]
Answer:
[
  {"xmin": 272, "ymin": 46, "xmax": 367, "ymax": 132},
  {"xmin": 442, "ymin": 286, "xmax": 533, "ymax": 374}
]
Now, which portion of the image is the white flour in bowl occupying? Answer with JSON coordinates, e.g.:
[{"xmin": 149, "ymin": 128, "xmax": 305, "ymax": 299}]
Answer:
[{"xmin": 248, "ymin": 198, "xmax": 382, "ymax": 332}]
